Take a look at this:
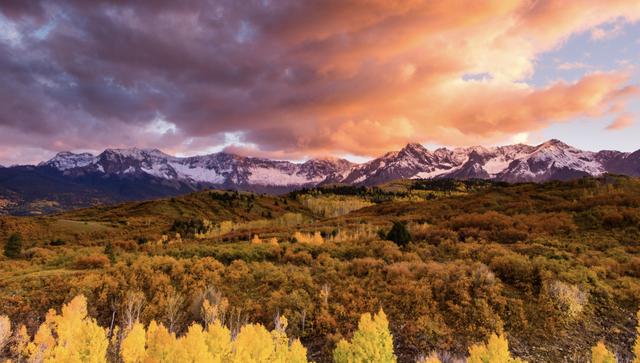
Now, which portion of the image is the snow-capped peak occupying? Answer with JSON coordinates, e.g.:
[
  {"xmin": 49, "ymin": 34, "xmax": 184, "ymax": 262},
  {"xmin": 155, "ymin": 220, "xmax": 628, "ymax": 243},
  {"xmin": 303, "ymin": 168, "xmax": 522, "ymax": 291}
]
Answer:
[
  {"xmin": 40, "ymin": 151, "xmax": 96, "ymax": 170},
  {"xmin": 37, "ymin": 140, "xmax": 640, "ymax": 187}
]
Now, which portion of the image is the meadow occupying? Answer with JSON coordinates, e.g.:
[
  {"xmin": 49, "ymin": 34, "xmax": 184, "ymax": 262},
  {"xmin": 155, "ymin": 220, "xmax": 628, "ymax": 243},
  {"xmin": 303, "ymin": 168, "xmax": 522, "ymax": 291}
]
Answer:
[{"xmin": 1, "ymin": 176, "xmax": 640, "ymax": 362}]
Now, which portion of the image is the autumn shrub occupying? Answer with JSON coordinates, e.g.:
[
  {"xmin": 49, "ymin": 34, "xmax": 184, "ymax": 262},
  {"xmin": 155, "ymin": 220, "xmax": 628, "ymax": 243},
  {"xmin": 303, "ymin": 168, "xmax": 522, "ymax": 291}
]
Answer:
[
  {"xmin": 495, "ymin": 227, "xmax": 529, "ymax": 244},
  {"xmin": 75, "ymin": 254, "xmax": 110, "ymax": 269},
  {"xmin": 293, "ymin": 231, "xmax": 324, "ymax": 245},
  {"xmin": 283, "ymin": 248, "xmax": 313, "ymax": 265},
  {"xmin": 489, "ymin": 253, "xmax": 534, "ymax": 287},
  {"xmin": 624, "ymin": 257, "xmax": 640, "ymax": 278},
  {"xmin": 49, "ymin": 238, "xmax": 67, "ymax": 246},
  {"xmin": 24, "ymin": 247, "xmax": 55, "ymax": 263},
  {"xmin": 546, "ymin": 280, "xmax": 588, "ymax": 319},
  {"xmin": 418, "ymin": 227, "xmax": 457, "ymax": 245}
]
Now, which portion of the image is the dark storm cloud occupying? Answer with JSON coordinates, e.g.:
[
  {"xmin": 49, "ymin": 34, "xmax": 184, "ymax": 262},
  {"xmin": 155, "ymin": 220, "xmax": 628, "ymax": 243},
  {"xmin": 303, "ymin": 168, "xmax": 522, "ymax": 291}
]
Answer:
[{"xmin": 0, "ymin": 0, "xmax": 639, "ymax": 164}]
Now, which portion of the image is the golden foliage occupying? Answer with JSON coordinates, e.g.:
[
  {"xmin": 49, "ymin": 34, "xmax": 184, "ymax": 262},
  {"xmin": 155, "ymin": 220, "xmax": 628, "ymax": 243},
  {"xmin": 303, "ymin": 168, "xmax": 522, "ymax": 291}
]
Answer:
[
  {"xmin": 121, "ymin": 323, "xmax": 146, "ymax": 363},
  {"xmin": 334, "ymin": 309, "xmax": 396, "ymax": 363},
  {"xmin": 299, "ymin": 195, "xmax": 374, "ymax": 218},
  {"xmin": 293, "ymin": 231, "xmax": 324, "ymax": 245},
  {"xmin": 27, "ymin": 295, "xmax": 108, "ymax": 363},
  {"xmin": 251, "ymin": 234, "xmax": 262, "ymax": 245},
  {"xmin": 547, "ymin": 281, "xmax": 587, "ymax": 319},
  {"xmin": 468, "ymin": 334, "xmax": 525, "ymax": 363},
  {"xmin": 118, "ymin": 319, "xmax": 306, "ymax": 363},
  {"xmin": 0, "ymin": 315, "xmax": 10, "ymax": 353},
  {"xmin": 591, "ymin": 341, "xmax": 616, "ymax": 363}
]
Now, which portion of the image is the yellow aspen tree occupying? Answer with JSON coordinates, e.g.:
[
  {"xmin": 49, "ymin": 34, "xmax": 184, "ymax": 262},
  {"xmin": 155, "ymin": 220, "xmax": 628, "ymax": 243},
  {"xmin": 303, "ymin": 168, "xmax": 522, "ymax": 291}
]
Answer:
[
  {"xmin": 418, "ymin": 353, "xmax": 442, "ymax": 363},
  {"xmin": 201, "ymin": 300, "xmax": 218, "ymax": 329},
  {"xmin": 12, "ymin": 325, "xmax": 30, "ymax": 360},
  {"xmin": 287, "ymin": 339, "xmax": 309, "ymax": 363},
  {"xmin": 311, "ymin": 231, "xmax": 324, "ymax": 245},
  {"xmin": 271, "ymin": 315, "xmax": 293, "ymax": 362},
  {"xmin": 0, "ymin": 315, "xmax": 10, "ymax": 353},
  {"xmin": 591, "ymin": 341, "xmax": 616, "ymax": 363},
  {"xmin": 251, "ymin": 235, "xmax": 262, "ymax": 244},
  {"xmin": 333, "ymin": 309, "xmax": 396, "ymax": 363},
  {"xmin": 633, "ymin": 310, "xmax": 640, "ymax": 363},
  {"xmin": 120, "ymin": 323, "xmax": 147, "ymax": 363},
  {"xmin": 179, "ymin": 324, "xmax": 213, "ymax": 362},
  {"xmin": 232, "ymin": 324, "xmax": 274, "ymax": 363},
  {"xmin": 270, "ymin": 319, "xmax": 307, "ymax": 362},
  {"xmin": 27, "ymin": 312, "xmax": 56, "ymax": 362},
  {"xmin": 145, "ymin": 320, "xmax": 177, "ymax": 362},
  {"xmin": 203, "ymin": 321, "xmax": 232, "ymax": 362},
  {"xmin": 28, "ymin": 295, "xmax": 108, "ymax": 363},
  {"xmin": 468, "ymin": 334, "xmax": 525, "ymax": 363}
]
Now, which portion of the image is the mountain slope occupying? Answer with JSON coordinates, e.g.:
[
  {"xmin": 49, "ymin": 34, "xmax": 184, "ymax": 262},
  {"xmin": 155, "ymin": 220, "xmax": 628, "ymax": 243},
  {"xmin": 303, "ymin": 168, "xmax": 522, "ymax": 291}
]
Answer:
[{"xmin": 1, "ymin": 139, "xmax": 639, "ymax": 214}]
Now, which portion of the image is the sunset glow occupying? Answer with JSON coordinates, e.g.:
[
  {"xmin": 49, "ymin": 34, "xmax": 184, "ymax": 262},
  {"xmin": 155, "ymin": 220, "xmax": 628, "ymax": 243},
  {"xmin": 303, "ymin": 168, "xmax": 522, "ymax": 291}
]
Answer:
[{"xmin": 1, "ymin": 1, "xmax": 639, "ymax": 164}]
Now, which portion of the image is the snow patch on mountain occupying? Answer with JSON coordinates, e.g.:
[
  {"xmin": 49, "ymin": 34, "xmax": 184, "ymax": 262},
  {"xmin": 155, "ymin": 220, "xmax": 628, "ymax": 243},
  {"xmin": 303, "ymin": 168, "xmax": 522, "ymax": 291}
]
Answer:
[
  {"xmin": 169, "ymin": 162, "xmax": 225, "ymax": 184},
  {"xmin": 39, "ymin": 139, "xmax": 640, "ymax": 187},
  {"xmin": 247, "ymin": 167, "xmax": 321, "ymax": 186},
  {"xmin": 41, "ymin": 152, "xmax": 96, "ymax": 170}
]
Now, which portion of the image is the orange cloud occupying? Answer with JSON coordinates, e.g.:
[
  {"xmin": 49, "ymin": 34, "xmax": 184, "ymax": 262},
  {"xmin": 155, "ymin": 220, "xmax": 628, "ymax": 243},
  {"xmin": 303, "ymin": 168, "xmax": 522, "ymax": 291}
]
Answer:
[
  {"xmin": 606, "ymin": 113, "xmax": 635, "ymax": 130},
  {"xmin": 1, "ymin": 0, "xmax": 640, "ymax": 161}
]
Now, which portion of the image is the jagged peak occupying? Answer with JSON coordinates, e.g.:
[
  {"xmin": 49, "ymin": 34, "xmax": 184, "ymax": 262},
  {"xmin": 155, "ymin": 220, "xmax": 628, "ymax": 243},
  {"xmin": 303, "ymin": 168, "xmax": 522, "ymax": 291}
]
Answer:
[
  {"xmin": 40, "ymin": 150, "xmax": 96, "ymax": 170},
  {"xmin": 401, "ymin": 142, "xmax": 429, "ymax": 153},
  {"xmin": 304, "ymin": 157, "xmax": 353, "ymax": 166},
  {"xmin": 100, "ymin": 147, "xmax": 170, "ymax": 159},
  {"xmin": 53, "ymin": 151, "xmax": 94, "ymax": 158},
  {"xmin": 537, "ymin": 139, "xmax": 572, "ymax": 149}
]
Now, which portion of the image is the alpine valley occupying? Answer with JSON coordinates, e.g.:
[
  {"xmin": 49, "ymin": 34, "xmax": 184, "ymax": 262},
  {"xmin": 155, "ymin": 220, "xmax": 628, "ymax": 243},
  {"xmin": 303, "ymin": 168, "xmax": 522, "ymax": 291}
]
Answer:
[{"xmin": 1, "ymin": 139, "xmax": 639, "ymax": 215}]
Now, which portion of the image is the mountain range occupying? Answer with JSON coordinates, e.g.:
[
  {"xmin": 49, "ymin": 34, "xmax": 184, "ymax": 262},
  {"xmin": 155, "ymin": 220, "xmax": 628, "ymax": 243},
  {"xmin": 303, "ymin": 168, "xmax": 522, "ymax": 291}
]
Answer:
[{"xmin": 1, "ymin": 139, "xmax": 639, "ymax": 214}]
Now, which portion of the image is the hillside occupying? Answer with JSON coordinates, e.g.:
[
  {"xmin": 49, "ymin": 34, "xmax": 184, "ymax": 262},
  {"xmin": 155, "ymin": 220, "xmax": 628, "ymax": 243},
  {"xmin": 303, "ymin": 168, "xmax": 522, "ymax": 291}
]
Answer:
[{"xmin": 1, "ymin": 176, "xmax": 640, "ymax": 362}]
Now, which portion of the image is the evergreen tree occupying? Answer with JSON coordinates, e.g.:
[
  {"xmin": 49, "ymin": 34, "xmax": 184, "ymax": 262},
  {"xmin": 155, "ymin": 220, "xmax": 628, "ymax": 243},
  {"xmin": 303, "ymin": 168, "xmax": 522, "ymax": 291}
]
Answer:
[
  {"xmin": 104, "ymin": 242, "xmax": 116, "ymax": 265},
  {"xmin": 4, "ymin": 233, "xmax": 22, "ymax": 259},
  {"xmin": 386, "ymin": 221, "xmax": 411, "ymax": 247}
]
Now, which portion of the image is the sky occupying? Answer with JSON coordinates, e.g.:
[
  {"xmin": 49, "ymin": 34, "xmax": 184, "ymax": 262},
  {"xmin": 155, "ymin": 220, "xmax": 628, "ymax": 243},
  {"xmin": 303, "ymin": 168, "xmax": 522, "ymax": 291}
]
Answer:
[{"xmin": 1, "ymin": 0, "xmax": 640, "ymax": 165}]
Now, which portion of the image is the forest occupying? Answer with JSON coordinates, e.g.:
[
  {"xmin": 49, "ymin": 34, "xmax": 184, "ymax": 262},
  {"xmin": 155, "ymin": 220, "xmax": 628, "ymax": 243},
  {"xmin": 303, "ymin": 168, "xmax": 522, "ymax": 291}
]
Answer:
[{"xmin": 2, "ymin": 175, "xmax": 640, "ymax": 362}]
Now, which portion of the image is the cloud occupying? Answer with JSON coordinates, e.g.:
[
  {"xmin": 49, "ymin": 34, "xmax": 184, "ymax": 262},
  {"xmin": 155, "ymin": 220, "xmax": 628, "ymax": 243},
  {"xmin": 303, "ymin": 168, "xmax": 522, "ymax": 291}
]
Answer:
[
  {"xmin": 557, "ymin": 62, "xmax": 593, "ymax": 71},
  {"xmin": 0, "ymin": 0, "xmax": 639, "ymax": 163},
  {"xmin": 591, "ymin": 21, "xmax": 625, "ymax": 41},
  {"xmin": 606, "ymin": 113, "xmax": 635, "ymax": 130}
]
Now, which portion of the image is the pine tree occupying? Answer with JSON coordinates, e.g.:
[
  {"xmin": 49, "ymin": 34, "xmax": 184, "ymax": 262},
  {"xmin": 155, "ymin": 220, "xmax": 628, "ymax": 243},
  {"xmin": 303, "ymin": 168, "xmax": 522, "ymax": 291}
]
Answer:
[
  {"xmin": 333, "ymin": 309, "xmax": 396, "ymax": 363},
  {"xmin": 591, "ymin": 341, "xmax": 616, "ymax": 363},
  {"xmin": 386, "ymin": 221, "xmax": 411, "ymax": 247},
  {"xmin": 468, "ymin": 333, "xmax": 525, "ymax": 363},
  {"xmin": 104, "ymin": 242, "xmax": 116, "ymax": 265},
  {"xmin": 4, "ymin": 233, "xmax": 22, "ymax": 259}
]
